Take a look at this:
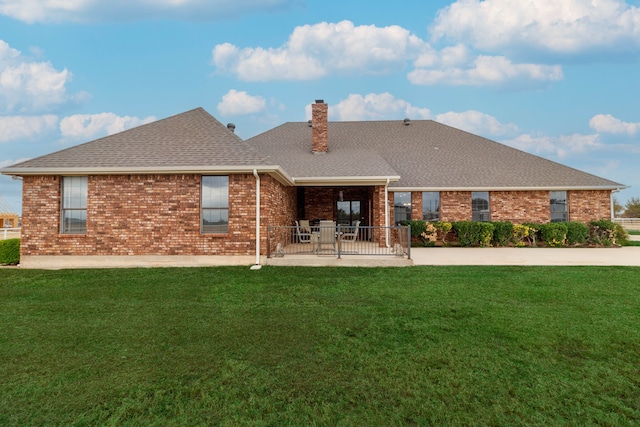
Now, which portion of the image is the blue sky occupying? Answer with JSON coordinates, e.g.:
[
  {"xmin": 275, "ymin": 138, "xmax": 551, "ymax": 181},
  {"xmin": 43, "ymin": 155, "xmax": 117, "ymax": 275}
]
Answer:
[{"xmin": 1, "ymin": 0, "xmax": 639, "ymax": 214}]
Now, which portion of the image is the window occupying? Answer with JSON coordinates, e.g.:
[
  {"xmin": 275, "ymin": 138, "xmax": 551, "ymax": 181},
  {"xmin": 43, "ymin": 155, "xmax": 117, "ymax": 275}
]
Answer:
[
  {"xmin": 472, "ymin": 191, "xmax": 490, "ymax": 222},
  {"xmin": 550, "ymin": 191, "xmax": 568, "ymax": 222},
  {"xmin": 393, "ymin": 192, "xmax": 412, "ymax": 224},
  {"xmin": 422, "ymin": 192, "xmax": 440, "ymax": 221},
  {"xmin": 201, "ymin": 176, "xmax": 229, "ymax": 233},
  {"xmin": 61, "ymin": 176, "xmax": 87, "ymax": 234}
]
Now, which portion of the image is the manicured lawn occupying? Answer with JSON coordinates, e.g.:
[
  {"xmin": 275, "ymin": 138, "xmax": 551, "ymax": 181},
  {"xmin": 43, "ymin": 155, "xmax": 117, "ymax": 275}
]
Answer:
[{"xmin": 1, "ymin": 266, "xmax": 639, "ymax": 425}]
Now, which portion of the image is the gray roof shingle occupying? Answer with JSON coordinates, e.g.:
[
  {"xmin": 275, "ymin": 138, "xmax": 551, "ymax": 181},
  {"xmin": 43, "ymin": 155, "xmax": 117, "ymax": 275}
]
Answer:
[
  {"xmin": 2, "ymin": 108, "xmax": 624, "ymax": 191},
  {"xmin": 5, "ymin": 108, "xmax": 269, "ymax": 170},
  {"xmin": 246, "ymin": 119, "xmax": 624, "ymax": 190}
]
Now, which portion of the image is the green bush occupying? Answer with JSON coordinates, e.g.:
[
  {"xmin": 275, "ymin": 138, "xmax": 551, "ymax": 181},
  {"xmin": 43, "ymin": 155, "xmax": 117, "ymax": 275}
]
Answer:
[
  {"xmin": 452, "ymin": 221, "xmax": 495, "ymax": 247},
  {"xmin": 401, "ymin": 220, "xmax": 427, "ymax": 239},
  {"xmin": 565, "ymin": 221, "xmax": 589, "ymax": 246},
  {"xmin": 589, "ymin": 219, "xmax": 617, "ymax": 246},
  {"xmin": 539, "ymin": 223, "xmax": 567, "ymax": 247},
  {"xmin": 491, "ymin": 221, "xmax": 514, "ymax": 247},
  {"xmin": 614, "ymin": 224, "xmax": 629, "ymax": 245},
  {"xmin": 512, "ymin": 224, "xmax": 530, "ymax": 247},
  {"xmin": 522, "ymin": 222, "xmax": 541, "ymax": 246},
  {"xmin": 0, "ymin": 238, "xmax": 20, "ymax": 265},
  {"xmin": 433, "ymin": 221, "xmax": 453, "ymax": 245}
]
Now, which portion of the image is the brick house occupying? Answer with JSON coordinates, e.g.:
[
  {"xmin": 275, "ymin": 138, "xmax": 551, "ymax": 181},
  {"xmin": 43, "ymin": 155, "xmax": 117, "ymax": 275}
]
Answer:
[{"xmin": 1, "ymin": 100, "xmax": 625, "ymax": 267}]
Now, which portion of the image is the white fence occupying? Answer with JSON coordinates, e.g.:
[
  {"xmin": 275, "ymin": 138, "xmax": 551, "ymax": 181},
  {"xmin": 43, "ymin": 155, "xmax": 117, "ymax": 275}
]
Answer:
[
  {"xmin": 1, "ymin": 228, "xmax": 20, "ymax": 240},
  {"xmin": 613, "ymin": 218, "xmax": 640, "ymax": 231}
]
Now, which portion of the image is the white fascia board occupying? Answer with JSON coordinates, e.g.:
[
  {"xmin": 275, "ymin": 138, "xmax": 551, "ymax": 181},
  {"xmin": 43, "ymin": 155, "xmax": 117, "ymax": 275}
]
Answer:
[
  {"xmin": 293, "ymin": 176, "xmax": 401, "ymax": 186},
  {"xmin": 1, "ymin": 165, "xmax": 295, "ymax": 185},
  {"xmin": 389, "ymin": 185, "xmax": 628, "ymax": 192}
]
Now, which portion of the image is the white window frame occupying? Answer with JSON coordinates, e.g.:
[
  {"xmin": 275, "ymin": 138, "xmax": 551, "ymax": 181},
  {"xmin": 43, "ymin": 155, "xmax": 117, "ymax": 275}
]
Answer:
[
  {"xmin": 61, "ymin": 176, "xmax": 87, "ymax": 234},
  {"xmin": 201, "ymin": 176, "xmax": 229, "ymax": 234},
  {"xmin": 422, "ymin": 191, "xmax": 440, "ymax": 221},
  {"xmin": 393, "ymin": 192, "xmax": 412, "ymax": 224},
  {"xmin": 472, "ymin": 191, "xmax": 490, "ymax": 222},
  {"xmin": 550, "ymin": 191, "xmax": 568, "ymax": 222}
]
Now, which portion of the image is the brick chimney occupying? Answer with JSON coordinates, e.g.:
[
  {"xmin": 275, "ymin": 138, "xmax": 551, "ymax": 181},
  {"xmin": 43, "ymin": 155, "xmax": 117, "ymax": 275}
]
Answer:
[{"xmin": 311, "ymin": 99, "xmax": 328, "ymax": 153}]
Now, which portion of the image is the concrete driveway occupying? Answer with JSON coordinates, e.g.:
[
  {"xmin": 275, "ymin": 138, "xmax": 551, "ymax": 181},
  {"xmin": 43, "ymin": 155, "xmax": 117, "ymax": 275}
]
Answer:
[{"xmin": 410, "ymin": 246, "xmax": 640, "ymax": 266}]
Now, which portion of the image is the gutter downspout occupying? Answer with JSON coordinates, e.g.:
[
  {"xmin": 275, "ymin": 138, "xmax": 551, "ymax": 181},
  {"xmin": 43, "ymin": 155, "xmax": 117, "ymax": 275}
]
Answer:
[
  {"xmin": 250, "ymin": 169, "xmax": 262, "ymax": 270},
  {"xmin": 611, "ymin": 189, "xmax": 620, "ymax": 220},
  {"xmin": 385, "ymin": 178, "xmax": 390, "ymax": 247}
]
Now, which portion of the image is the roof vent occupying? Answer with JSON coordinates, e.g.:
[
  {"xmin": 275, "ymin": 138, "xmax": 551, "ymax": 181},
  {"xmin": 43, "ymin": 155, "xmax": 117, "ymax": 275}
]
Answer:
[
  {"xmin": 307, "ymin": 120, "xmax": 312, "ymax": 127},
  {"xmin": 227, "ymin": 123, "xmax": 236, "ymax": 132},
  {"xmin": 403, "ymin": 118, "xmax": 410, "ymax": 126},
  {"xmin": 315, "ymin": 99, "xmax": 324, "ymax": 104}
]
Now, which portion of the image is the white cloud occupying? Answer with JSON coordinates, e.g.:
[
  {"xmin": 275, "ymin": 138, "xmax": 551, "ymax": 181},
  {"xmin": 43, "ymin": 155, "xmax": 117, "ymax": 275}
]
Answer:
[
  {"xmin": 431, "ymin": 0, "xmax": 640, "ymax": 55},
  {"xmin": 217, "ymin": 90, "xmax": 266, "ymax": 116},
  {"xmin": 435, "ymin": 110, "xmax": 519, "ymax": 137},
  {"xmin": 324, "ymin": 93, "xmax": 432, "ymax": 121},
  {"xmin": 0, "ymin": 39, "xmax": 82, "ymax": 113},
  {"xmin": 213, "ymin": 20, "xmax": 427, "ymax": 81},
  {"xmin": 59, "ymin": 113, "xmax": 156, "ymax": 141},
  {"xmin": 589, "ymin": 114, "xmax": 640, "ymax": 135},
  {"xmin": 408, "ymin": 54, "xmax": 563, "ymax": 86},
  {"xmin": 0, "ymin": 157, "xmax": 31, "ymax": 168},
  {"xmin": 0, "ymin": 115, "xmax": 58, "ymax": 142},
  {"xmin": 0, "ymin": 0, "xmax": 296, "ymax": 23},
  {"xmin": 503, "ymin": 133, "xmax": 605, "ymax": 158},
  {"xmin": 213, "ymin": 21, "xmax": 563, "ymax": 87}
]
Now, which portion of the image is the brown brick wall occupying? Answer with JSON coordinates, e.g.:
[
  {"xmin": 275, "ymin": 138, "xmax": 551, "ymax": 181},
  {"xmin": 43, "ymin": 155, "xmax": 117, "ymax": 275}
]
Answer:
[
  {"xmin": 490, "ymin": 190, "xmax": 549, "ymax": 223},
  {"xmin": 569, "ymin": 190, "xmax": 611, "ymax": 222},
  {"xmin": 421, "ymin": 190, "xmax": 612, "ymax": 224},
  {"xmin": 311, "ymin": 101, "xmax": 328, "ymax": 153},
  {"xmin": 305, "ymin": 188, "xmax": 334, "ymax": 221},
  {"xmin": 21, "ymin": 173, "xmax": 295, "ymax": 257},
  {"xmin": 440, "ymin": 191, "xmax": 472, "ymax": 222}
]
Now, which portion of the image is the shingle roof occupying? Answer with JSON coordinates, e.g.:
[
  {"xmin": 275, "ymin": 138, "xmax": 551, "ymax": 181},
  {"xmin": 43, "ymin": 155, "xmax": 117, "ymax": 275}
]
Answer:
[
  {"xmin": 2, "ymin": 108, "xmax": 624, "ymax": 191},
  {"xmin": 4, "ymin": 108, "xmax": 269, "ymax": 171},
  {"xmin": 246, "ymin": 119, "xmax": 624, "ymax": 190}
]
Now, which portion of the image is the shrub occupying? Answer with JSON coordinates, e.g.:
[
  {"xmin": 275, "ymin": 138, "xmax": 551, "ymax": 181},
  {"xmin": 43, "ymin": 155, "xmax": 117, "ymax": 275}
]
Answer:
[
  {"xmin": 565, "ymin": 221, "xmax": 589, "ymax": 246},
  {"xmin": 614, "ymin": 224, "xmax": 629, "ymax": 245},
  {"xmin": 539, "ymin": 223, "xmax": 567, "ymax": 247},
  {"xmin": 491, "ymin": 221, "xmax": 513, "ymax": 247},
  {"xmin": 589, "ymin": 219, "xmax": 617, "ymax": 246},
  {"xmin": 402, "ymin": 220, "xmax": 427, "ymax": 239},
  {"xmin": 433, "ymin": 221, "xmax": 453, "ymax": 245},
  {"xmin": 420, "ymin": 222, "xmax": 438, "ymax": 247},
  {"xmin": 0, "ymin": 238, "xmax": 20, "ymax": 265},
  {"xmin": 512, "ymin": 224, "xmax": 530, "ymax": 247},
  {"xmin": 522, "ymin": 223, "xmax": 541, "ymax": 246},
  {"xmin": 452, "ymin": 221, "xmax": 495, "ymax": 247}
]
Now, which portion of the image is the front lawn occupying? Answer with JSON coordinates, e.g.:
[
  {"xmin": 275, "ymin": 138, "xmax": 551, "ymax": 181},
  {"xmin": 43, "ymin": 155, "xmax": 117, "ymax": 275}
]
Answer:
[{"xmin": 1, "ymin": 266, "xmax": 639, "ymax": 425}]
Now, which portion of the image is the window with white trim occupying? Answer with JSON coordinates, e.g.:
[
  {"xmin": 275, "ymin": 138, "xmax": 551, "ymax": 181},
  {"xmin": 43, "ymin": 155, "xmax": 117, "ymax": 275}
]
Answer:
[
  {"xmin": 472, "ymin": 191, "xmax": 490, "ymax": 222},
  {"xmin": 201, "ymin": 176, "xmax": 229, "ymax": 233},
  {"xmin": 422, "ymin": 192, "xmax": 440, "ymax": 221},
  {"xmin": 61, "ymin": 176, "xmax": 87, "ymax": 234},
  {"xmin": 393, "ymin": 192, "xmax": 412, "ymax": 224},
  {"xmin": 550, "ymin": 191, "xmax": 568, "ymax": 222}
]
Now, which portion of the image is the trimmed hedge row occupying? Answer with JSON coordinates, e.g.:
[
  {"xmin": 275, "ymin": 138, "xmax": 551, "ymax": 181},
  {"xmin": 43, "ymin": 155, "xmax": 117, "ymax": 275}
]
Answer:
[
  {"xmin": 0, "ymin": 238, "xmax": 20, "ymax": 265},
  {"xmin": 405, "ymin": 220, "xmax": 627, "ymax": 248}
]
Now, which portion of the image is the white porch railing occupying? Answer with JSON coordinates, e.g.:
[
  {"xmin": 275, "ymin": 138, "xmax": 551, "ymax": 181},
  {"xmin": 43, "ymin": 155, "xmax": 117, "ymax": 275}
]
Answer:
[
  {"xmin": 1, "ymin": 228, "xmax": 20, "ymax": 240},
  {"xmin": 613, "ymin": 218, "xmax": 640, "ymax": 231}
]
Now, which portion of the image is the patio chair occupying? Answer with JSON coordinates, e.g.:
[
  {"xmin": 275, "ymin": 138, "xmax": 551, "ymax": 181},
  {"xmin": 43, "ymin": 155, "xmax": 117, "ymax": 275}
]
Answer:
[
  {"xmin": 340, "ymin": 220, "xmax": 360, "ymax": 242},
  {"xmin": 295, "ymin": 220, "xmax": 312, "ymax": 244},
  {"xmin": 317, "ymin": 220, "xmax": 337, "ymax": 253},
  {"xmin": 299, "ymin": 220, "xmax": 311, "ymax": 233}
]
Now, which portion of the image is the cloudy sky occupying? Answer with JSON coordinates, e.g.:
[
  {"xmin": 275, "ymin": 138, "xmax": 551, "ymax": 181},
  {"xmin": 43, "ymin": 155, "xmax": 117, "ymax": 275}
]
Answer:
[{"xmin": 1, "ymin": 0, "xmax": 639, "ymax": 213}]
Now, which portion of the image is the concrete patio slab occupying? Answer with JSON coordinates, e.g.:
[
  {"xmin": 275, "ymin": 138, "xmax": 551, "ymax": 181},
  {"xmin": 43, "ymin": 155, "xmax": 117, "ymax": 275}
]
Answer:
[{"xmin": 410, "ymin": 246, "xmax": 640, "ymax": 266}]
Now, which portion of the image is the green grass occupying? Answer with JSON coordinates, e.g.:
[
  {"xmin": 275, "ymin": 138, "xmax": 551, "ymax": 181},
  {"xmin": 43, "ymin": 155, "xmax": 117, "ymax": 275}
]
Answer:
[
  {"xmin": 2, "ymin": 266, "xmax": 640, "ymax": 426},
  {"xmin": 627, "ymin": 230, "xmax": 640, "ymax": 235}
]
